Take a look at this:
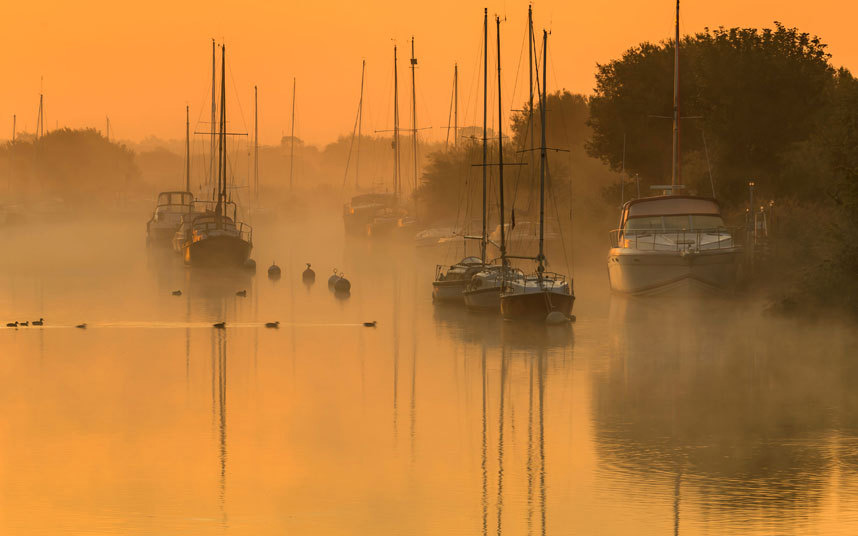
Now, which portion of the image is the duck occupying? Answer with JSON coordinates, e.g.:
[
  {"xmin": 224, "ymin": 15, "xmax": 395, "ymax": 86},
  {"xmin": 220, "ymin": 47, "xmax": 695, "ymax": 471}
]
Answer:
[
  {"xmin": 6, "ymin": 321, "xmax": 18, "ymax": 328},
  {"xmin": 213, "ymin": 321, "xmax": 226, "ymax": 329},
  {"xmin": 265, "ymin": 321, "xmax": 280, "ymax": 328},
  {"xmin": 32, "ymin": 318, "xmax": 44, "ymax": 326},
  {"xmin": 236, "ymin": 290, "xmax": 247, "ymax": 297},
  {"xmin": 362, "ymin": 321, "xmax": 377, "ymax": 327},
  {"xmin": 171, "ymin": 290, "xmax": 182, "ymax": 296},
  {"xmin": 75, "ymin": 323, "xmax": 87, "ymax": 329},
  {"xmin": 302, "ymin": 263, "xmax": 316, "ymax": 282},
  {"xmin": 19, "ymin": 321, "xmax": 29, "ymax": 327}
]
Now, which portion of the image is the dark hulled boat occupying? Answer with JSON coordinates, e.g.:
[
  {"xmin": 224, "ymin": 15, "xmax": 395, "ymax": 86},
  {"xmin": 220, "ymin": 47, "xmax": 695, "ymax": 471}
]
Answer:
[
  {"xmin": 500, "ymin": 30, "xmax": 575, "ymax": 321},
  {"xmin": 176, "ymin": 44, "xmax": 252, "ymax": 268}
]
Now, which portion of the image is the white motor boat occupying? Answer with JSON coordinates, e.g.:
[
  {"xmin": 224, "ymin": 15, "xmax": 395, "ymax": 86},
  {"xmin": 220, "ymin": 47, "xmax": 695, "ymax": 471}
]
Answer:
[
  {"xmin": 607, "ymin": 195, "xmax": 742, "ymax": 296},
  {"xmin": 432, "ymin": 256, "xmax": 485, "ymax": 303}
]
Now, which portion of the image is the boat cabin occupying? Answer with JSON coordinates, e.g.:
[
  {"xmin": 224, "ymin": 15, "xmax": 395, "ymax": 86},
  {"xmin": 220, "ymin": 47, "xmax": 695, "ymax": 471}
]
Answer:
[
  {"xmin": 152, "ymin": 191, "xmax": 194, "ymax": 220},
  {"xmin": 619, "ymin": 196, "xmax": 725, "ymax": 235}
]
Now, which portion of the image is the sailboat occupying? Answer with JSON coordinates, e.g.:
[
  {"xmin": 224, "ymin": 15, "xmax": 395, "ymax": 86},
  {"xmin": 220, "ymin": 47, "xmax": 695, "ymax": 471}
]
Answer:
[
  {"xmin": 462, "ymin": 11, "xmax": 517, "ymax": 311},
  {"xmin": 174, "ymin": 44, "xmax": 253, "ymax": 267},
  {"xmin": 146, "ymin": 105, "xmax": 194, "ymax": 247},
  {"xmin": 606, "ymin": 0, "xmax": 742, "ymax": 295},
  {"xmin": 434, "ymin": 10, "xmax": 497, "ymax": 304},
  {"xmin": 499, "ymin": 30, "xmax": 574, "ymax": 321},
  {"xmin": 364, "ymin": 42, "xmax": 416, "ymax": 239}
]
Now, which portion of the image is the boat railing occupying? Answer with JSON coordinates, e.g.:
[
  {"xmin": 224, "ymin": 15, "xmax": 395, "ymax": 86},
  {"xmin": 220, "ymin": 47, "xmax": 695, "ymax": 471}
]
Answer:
[
  {"xmin": 609, "ymin": 227, "xmax": 741, "ymax": 251},
  {"xmin": 192, "ymin": 219, "xmax": 253, "ymax": 243}
]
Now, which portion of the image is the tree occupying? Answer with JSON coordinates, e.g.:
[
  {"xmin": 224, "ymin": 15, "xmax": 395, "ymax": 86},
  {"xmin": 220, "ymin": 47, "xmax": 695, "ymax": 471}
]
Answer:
[{"xmin": 587, "ymin": 23, "xmax": 835, "ymax": 206}]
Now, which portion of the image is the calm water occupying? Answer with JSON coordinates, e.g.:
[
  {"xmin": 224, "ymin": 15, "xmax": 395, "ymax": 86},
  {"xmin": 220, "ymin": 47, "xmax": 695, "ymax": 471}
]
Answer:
[{"xmin": 1, "ymin": 210, "xmax": 858, "ymax": 535}]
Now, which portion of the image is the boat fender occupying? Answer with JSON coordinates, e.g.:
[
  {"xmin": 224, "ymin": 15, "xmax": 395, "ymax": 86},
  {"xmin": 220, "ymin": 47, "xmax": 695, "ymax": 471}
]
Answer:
[
  {"xmin": 545, "ymin": 311, "xmax": 569, "ymax": 325},
  {"xmin": 334, "ymin": 276, "xmax": 351, "ymax": 293}
]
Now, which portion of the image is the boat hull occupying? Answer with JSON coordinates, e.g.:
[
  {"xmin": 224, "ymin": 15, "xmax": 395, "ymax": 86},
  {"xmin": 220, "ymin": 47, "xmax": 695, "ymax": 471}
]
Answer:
[
  {"xmin": 607, "ymin": 248, "xmax": 742, "ymax": 296},
  {"xmin": 147, "ymin": 225, "xmax": 179, "ymax": 248},
  {"xmin": 184, "ymin": 235, "xmax": 252, "ymax": 267},
  {"xmin": 500, "ymin": 290, "xmax": 574, "ymax": 321},
  {"xmin": 463, "ymin": 286, "xmax": 501, "ymax": 311},
  {"xmin": 433, "ymin": 280, "xmax": 468, "ymax": 303}
]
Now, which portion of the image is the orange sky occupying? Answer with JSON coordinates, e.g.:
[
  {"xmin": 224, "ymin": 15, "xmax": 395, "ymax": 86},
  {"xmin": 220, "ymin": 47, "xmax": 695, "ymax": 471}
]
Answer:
[{"xmin": 1, "ymin": 0, "xmax": 855, "ymax": 147}]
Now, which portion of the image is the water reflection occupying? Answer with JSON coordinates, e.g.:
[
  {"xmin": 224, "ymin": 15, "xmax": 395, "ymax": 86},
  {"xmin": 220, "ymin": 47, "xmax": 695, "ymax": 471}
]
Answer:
[{"xmin": 595, "ymin": 296, "xmax": 858, "ymax": 531}]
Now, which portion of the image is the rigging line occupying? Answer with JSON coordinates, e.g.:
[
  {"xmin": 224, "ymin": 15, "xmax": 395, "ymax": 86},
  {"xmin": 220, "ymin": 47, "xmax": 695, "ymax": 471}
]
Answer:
[
  {"xmin": 547, "ymin": 159, "xmax": 573, "ymax": 275},
  {"xmin": 445, "ymin": 70, "xmax": 455, "ymax": 149},
  {"xmin": 508, "ymin": 20, "xmax": 529, "ymax": 118},
  {"xmin": 226, "ymin": 62, "xmax": 250, "ymax": 137},
  {"xmin": 341, "ymin": 82, "xmax": 363, "ymax": 190},
  {"xmin": 468, "ymin": 31, "xmax": 483, "ymax": 131}
]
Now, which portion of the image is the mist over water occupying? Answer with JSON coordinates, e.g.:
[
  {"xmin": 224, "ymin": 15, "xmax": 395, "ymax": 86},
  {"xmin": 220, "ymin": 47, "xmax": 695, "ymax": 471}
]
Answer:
[{"xmin": 1, "ymin": 203, "xmax": 856, "ymax": 535}]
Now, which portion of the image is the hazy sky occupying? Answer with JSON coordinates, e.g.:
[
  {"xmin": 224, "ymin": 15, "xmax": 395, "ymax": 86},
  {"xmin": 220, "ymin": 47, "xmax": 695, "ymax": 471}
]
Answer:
[{"xmin": 2, "ymin": 1, "xmax": 855, "ymax": 147}]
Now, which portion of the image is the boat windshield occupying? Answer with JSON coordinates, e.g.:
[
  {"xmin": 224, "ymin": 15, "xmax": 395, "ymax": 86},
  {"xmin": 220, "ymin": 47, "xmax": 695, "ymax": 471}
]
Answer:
[{"xmin": 625, "ymin": 214, "xmax": 725, "ymax": 232}]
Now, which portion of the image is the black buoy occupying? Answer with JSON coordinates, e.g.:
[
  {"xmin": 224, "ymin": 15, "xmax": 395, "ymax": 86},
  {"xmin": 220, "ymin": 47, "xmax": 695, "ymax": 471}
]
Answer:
[
  {"xmin": 268, "ymin": 262, "xmax": 281, "ymax": 280},
  {"xmin": 243, "ymin": 258, "xmax": 257, "ymax": 272},
  {"xmin": 236, "ymin": 290, "xmax": 247, "ymax": 297},
  {"xmin": 334, "ymin": 274, "xmax": 351, "ymax": 293},
  {"xmin": 327, "ymin": 269, "xmax": 341, "ymax": 290},
  {"xmin": 213, "ymin": 321, "xmax": 226, "ymax": 329},
  {"xmin": 265, "ymin": 321, "xmax": 280, "ymax": 328},
  {"xmin": 172, "ymin": 290, "xmax": 182, "ymax": 296},
  {"xmin": 302, "ymin": 263, "xmax": 315, "ymax": 283}
]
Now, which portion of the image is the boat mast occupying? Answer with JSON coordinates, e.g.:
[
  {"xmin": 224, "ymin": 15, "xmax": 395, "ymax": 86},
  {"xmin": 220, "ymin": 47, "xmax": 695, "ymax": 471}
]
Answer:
[
  {"xmin": 216, "ymin": 44, "xmax": 227, "ymax": 226},
  {"xmin": 185, "ymin": 105, "xmax": 190, "ymax": 192},
  {"xmin": 410, "ymin": 37, "xmax": 418, "ymax": 193},
  {"xmin": 210, "ymin": 39, "xmax": 217, "ymax": 196},
  {"xmin": 528, "ymin": 5, "xmax": 535, "ymax": 175},
  {"xmin": 537, "ymin": 30, "xmax": 547, "ymax": 274},
  {"xmin": 481, "ymin": 8, "xmax": 488, "ymax": 265},
  {"xmin": 254, "ymin": 85, "xmax": 258, "ymax": 203},
  {"xmin": 671, "ymin": 0, "xmax": 680, "ymax": 193},
  {"xmin": 454, "ymin": 63, "xmax": 458, "ymax": 146},
  {"xmin": 496, "ymin": 15, "xmax": 507, "ymax": 267},
  {"xmin": 290, "ymin": 77, "xmax": 296, "ymax": 191},
  {"xmin": 356, "ymin": 60, "xmax": 365, "ymax": 189},
  {"xmin": 393, "ymin": 45, "xmax": 401, "ymax": 198}
]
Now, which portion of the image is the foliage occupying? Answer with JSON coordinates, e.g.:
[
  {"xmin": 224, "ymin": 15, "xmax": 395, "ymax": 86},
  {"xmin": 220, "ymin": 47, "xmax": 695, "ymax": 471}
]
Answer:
[
  {"xmin": 0, "ymin": 128, "xmax": 140, "ymax": 205},
  {"xmin": 587, "ymin": 23, "xmax": 835, "ymax": 207}
]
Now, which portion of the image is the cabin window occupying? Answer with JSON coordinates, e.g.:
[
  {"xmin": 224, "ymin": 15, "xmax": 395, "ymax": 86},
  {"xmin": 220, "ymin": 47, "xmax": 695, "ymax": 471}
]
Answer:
[{"xmin": 624, "ymin": 214, "xmax": 725, "ymax": 232}]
